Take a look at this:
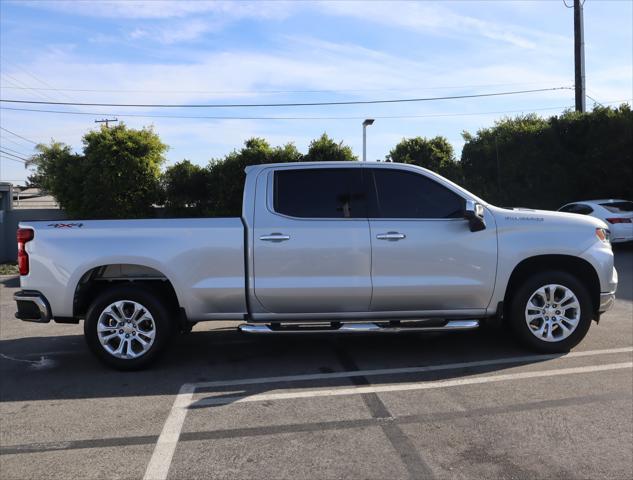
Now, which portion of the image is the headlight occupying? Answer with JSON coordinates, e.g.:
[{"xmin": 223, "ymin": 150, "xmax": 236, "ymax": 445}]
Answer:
[{"xmin": 596, "ymin": 228, "xmax": 611, "ymax": 243}]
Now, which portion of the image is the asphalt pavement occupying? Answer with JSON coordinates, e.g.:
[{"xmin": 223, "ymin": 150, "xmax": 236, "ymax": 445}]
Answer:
[{"xmin": 1, "ymin": 245, "xmax": 631, "ymax": 479}]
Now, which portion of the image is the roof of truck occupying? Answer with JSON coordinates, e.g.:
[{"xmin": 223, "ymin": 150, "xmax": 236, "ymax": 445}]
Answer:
[{"xmin": 244, "ymin": 161, "xmax": 405, "ymax": 174}]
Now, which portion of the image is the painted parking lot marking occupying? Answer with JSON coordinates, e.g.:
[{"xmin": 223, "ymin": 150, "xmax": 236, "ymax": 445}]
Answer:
[
  {"xmin": 143, "ymin": 384, "xmax": 195, "ymax": 480},
  {"xmin": 195, "ymin": 362, "xmax": 632, "ymax": 406},
  {"xmin": 143, "ymin": 347, "xmax": 633, "ymax": 480}
]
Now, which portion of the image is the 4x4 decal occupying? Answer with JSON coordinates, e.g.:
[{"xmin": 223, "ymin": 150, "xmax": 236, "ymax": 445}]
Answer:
[{"xmin": 48, "ymin": 223, "xmax": 84, "ymax": 228}]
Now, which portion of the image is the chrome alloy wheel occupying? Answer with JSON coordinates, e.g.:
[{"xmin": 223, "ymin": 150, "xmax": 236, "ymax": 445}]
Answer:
[
  {"xmin": 524, "ymin": 284, "xmax": 581, "ymax": 342},
  {"xmin": 97, "ymin": 300, "xmax": 156, "ymax": 359}
]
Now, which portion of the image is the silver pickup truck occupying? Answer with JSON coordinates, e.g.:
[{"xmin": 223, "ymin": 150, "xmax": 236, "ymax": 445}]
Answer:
[{"xmin": 14, "ymin": 162, "xmax": 618, "ymax": 369}]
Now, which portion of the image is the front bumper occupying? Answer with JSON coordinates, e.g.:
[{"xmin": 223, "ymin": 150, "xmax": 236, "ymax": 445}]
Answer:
[
  {"xmin": 598, "ymin": 292, "xmax": 616, "ymax": 313},
  {"xmin": 14, "ymin": 291, "xmax": 51, "ymax": 323}
]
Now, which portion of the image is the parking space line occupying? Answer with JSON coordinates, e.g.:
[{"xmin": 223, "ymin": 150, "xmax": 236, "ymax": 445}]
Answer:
[
  {"xmin": 143, "ymin": 383, "xmax": 195, "ymax": 480},
  {"xmin": 142, "ymin": 347, "xmax": 632, "ymax": 480},
  {"xmin": 191, "ymin": 347, "xmax": 632, "ymax": 390},
  {"xmin": 196, "ymin": 362, "xmax": 632, "ymax": 406}
]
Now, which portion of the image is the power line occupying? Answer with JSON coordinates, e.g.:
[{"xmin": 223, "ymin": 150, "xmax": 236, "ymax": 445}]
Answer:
[
  {"xmin": 2, "ymin": 99, "xmax": 630, "ymax": 121},
  {"xmin": 0, "ymin": 145, "xmax": 30, "ymax": 157},
  {"xmin": 585, "ymin": 91, "xmax": 604, "ymax": 107},
  {"xmin": 0, "ymin": 149, "xmax": 28, "ymax": 161},
  {"xmin": 0, "ymin": 104, "xmax": 578, "ymax": 120},
  {"xmin": 0, "ymin": 149, "xmax": 28, "ymax": 162},
  {"xmin": 0, "ymin": 56, "xmax": 82, "ymax": 105},
  {"xmin": 1, "ymin": 154, "xmax": 27, "ymax": 164},
  {"xmin": 0, "ymin": 86, "xmax": 572, "ymax": 109},
  {"xmin": 0, "ymin": 81, "xmax": 560, "ymax": 95},
  {"xmin": 0, "ymin": 127, "xmax": 38, "ymax": 144},
  {"xmin": 0, "ymin": 134, "xmax": 34, "ymax": 148},
  {"xmin": 1, "ymin": 73, "xmax": 69, "ymax": 105}
]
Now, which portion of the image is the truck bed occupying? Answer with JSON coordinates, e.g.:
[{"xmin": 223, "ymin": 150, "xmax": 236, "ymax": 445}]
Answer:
[{"xmin": 19, "ymin": 218, "xmax": 246, "ymax": 321}]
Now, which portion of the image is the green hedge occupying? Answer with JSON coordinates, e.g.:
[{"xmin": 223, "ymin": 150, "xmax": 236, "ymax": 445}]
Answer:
[{"xmin": 460, "ymin": 105, "xmax": 632, "ymax": 209}]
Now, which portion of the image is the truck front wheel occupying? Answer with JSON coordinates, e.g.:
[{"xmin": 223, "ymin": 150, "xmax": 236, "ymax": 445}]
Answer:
[
  {"xmin": 84, "ymin": 285, "xmax": 172, "ymax": 370},
  {"xmin": 509, "ymin": 271, "xmax": 593, "ymax": 353}
]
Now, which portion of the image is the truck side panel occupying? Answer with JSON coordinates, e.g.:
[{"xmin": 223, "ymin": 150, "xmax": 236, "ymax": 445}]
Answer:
[{"xmin": 19, "ymin": 218, "xmax": 246, "ymax": 320}]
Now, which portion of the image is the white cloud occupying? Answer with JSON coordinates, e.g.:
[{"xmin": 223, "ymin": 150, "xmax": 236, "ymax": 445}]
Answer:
[
  {"xmin": 20, "ymin": 0, "xmax": 296, "ymax": 20},
  {"xmin": 127, "ymin": 19, "xmax": 217, "ymax": 44},
  {"xmin": 314, "ymin": 1, "xmax": 569, "ymax": 50}
]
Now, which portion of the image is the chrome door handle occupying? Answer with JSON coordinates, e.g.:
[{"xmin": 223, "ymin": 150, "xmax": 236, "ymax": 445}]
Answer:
[
  {"xmin": 259, "ymin": 233, "xmax": 290, "ymax": 242},
  {"xmin": 376, "ymin": 232, "xmax": 406, "ymax": 241}
]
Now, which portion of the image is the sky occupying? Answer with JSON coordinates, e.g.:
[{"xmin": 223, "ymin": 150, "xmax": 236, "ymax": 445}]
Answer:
[{"xmin": 1, "ymin": 0, "xmax": 631, "ymax": 186}]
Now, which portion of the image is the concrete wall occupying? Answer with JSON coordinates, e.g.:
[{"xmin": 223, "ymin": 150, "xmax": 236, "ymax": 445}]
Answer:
[{"xmin": 1, "ymin": 209, "xmax": 68, "ymax": 263}]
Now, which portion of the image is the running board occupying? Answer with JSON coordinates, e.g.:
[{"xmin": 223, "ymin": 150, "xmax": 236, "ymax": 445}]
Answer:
[{"xmin": 238, "ymin": 320, "xmax": 479, "ymax": 334}]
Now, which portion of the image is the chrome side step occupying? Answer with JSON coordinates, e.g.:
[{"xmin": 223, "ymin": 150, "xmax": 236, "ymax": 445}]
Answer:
[{"xmin": 238, "ymin": 320, "xmax": 479, "ymax": 334}]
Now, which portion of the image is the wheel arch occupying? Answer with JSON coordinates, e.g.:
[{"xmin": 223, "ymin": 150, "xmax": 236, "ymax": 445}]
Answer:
[
  {"xmin": 73, "ymin": 263, "xmax": 182, "ymax": 319},
  {"xmin": 504, "ymin": 255, "xmax": 601, "ymax": 315}
]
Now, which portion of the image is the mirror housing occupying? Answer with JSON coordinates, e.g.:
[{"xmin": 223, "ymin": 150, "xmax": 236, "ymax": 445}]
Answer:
[{"xmin": 464, "ymin": 200, "xmax": 486, "ymax": 232}]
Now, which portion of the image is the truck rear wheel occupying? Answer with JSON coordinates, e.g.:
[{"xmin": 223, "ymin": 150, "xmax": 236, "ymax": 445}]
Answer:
[
  {"xmin": 84, "ymin": 285, "xmax": 172, "ymax": 370},
  {"xmin": 508, "ymin": 271, "xmax": 593, "ymax": 353}
]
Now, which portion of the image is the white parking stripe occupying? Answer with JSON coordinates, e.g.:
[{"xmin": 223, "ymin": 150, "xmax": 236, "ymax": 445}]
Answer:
[
  {"xmin": 143, "ymin": 384, "xmax": 195, "ymax": 480},
  {"xmin": 142, "ymin": 346, "xmax": 632, "ymax": 480},
  {"xmin": 196, "ymin": 362, "xmax": 633, "ymax": 406},
  {"xmin": 193, "ymin": 347, "xmax": 632, "ymax": 389}
]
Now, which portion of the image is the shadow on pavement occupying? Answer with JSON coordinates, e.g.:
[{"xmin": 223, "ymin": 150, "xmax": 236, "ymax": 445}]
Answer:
[
  {"xmin": 0, "ymin": 276, "xmax": 19, "ymax": 288},
  {"xmin": 613, "ymin": 243, "xmax": 632, "ymax": 301},
  {"xmin": 1, "ymin": 326, "xmax": 561, "ymax": 404}
]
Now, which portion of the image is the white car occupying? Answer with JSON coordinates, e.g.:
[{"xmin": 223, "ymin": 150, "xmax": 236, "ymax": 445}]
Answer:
[{"xmin": 559, "ymin": 199, "xmax": 633, "ymax": 243}]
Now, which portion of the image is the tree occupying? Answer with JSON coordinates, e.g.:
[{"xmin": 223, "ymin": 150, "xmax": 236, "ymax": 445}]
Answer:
[
  {"xmin": 386, "ymin": 136, "xmax": 462, "ymax": 182},
  {"xmin": 27, "ymin": 142, "xmax": 84, "ymax": 213},
  {"xmin": 207, "ymin": 138, "xmax": 302, "ymax": 216},
  {"xmin": 303, "ymin": 133, "xmax": 357, "ymax": 162},
  {"xmin": 162, "ymin": 160, "xmax": 212, "ymax": 216},
  {"xmin": 27, "ymin": 123, "xmax": 167, "ymax": 218}
]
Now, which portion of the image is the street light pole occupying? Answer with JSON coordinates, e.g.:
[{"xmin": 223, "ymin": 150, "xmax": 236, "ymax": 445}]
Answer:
[{"xmin": 362, "ymin": 119, "xmax": 374, "ymax": 162}]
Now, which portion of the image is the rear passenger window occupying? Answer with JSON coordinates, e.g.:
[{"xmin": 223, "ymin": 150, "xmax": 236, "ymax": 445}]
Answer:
[
  {"xmin": 574, "ymin": 204, "xmax": 594, "ymax": 215},
  {"xmin": 273, "ymin": 169, "xmax": 366, "ymax": 218},
  {"xmin": 369, "ymin": 169, "xmax": 464, "ymax": 219},
  {"xmin": 564, "ymin": 204, "xmax": 593, "ymax": 215}
]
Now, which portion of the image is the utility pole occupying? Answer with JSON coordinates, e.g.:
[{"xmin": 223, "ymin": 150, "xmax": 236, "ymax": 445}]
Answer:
[
  {"xmin": 94, "ymin": 118, "xmax": 118, "ymax": 128},
  {"xmin": 573, "ymin": 0, "xmax": 586, "ymax": 112}
]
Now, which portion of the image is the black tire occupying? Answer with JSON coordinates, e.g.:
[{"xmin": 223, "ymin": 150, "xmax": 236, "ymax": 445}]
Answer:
[
  {"xmin": 508, "ymin": 271, "xmax": 593, "ymax": 353},
  {"xmin": 84, "ymin": 285, "xmax": 173, "ymax": 370}
]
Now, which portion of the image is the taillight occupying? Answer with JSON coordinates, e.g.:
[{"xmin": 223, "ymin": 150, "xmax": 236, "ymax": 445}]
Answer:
[
  {"xmin": 17, "ymin": 228, "xmax": 34, "ymax": 276},
  {"xmin": 606, "ymin": 218, "xmax": 632, "ymax": 224},
  {"xmin": 595, "ymin": 228, "xmax": 610, "ymax": 243}
]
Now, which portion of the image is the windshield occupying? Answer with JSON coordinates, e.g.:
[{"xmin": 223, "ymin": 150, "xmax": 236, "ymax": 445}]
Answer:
[{"xmin": 600, "ymin": 201, "xmax": 633, "ymax": 213}]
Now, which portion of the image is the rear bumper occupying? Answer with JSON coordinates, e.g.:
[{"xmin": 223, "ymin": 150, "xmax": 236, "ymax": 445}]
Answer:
[
  {"xmin": 598, "ymin": 292, "xmax": 616, "ymax": 313},
  {"xmin": 14, "ymin": 291, "xmax": 51, "ymax": 323}
]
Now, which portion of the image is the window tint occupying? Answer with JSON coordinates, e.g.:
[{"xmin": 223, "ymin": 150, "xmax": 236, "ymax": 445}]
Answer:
[
  {"xmin": 560, "ymin": 204, "xmax": 593, "ymax": 215},
  {"xmin": 600, "ymin": 201, "xmax": 633, "ymax": 213},
  {"xmin": 273, "ymin": 168, "xmax": 366, "ymax": 218},
  {"xmin": 369, "ymin": 169, "xmax": 464, "ymax": 219},
  {"xmin": 562, "ymin": 204, "xmax": 593, "ymax": 215},
  {"xmin": 574, "ymin": 204, "xmax": 594, "ymax": 215}
]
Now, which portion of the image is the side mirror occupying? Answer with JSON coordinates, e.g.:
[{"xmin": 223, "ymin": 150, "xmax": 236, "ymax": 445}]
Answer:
[{"xmin": 464, "ymin": 200, "xmax": 486, "ymax": 232}]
